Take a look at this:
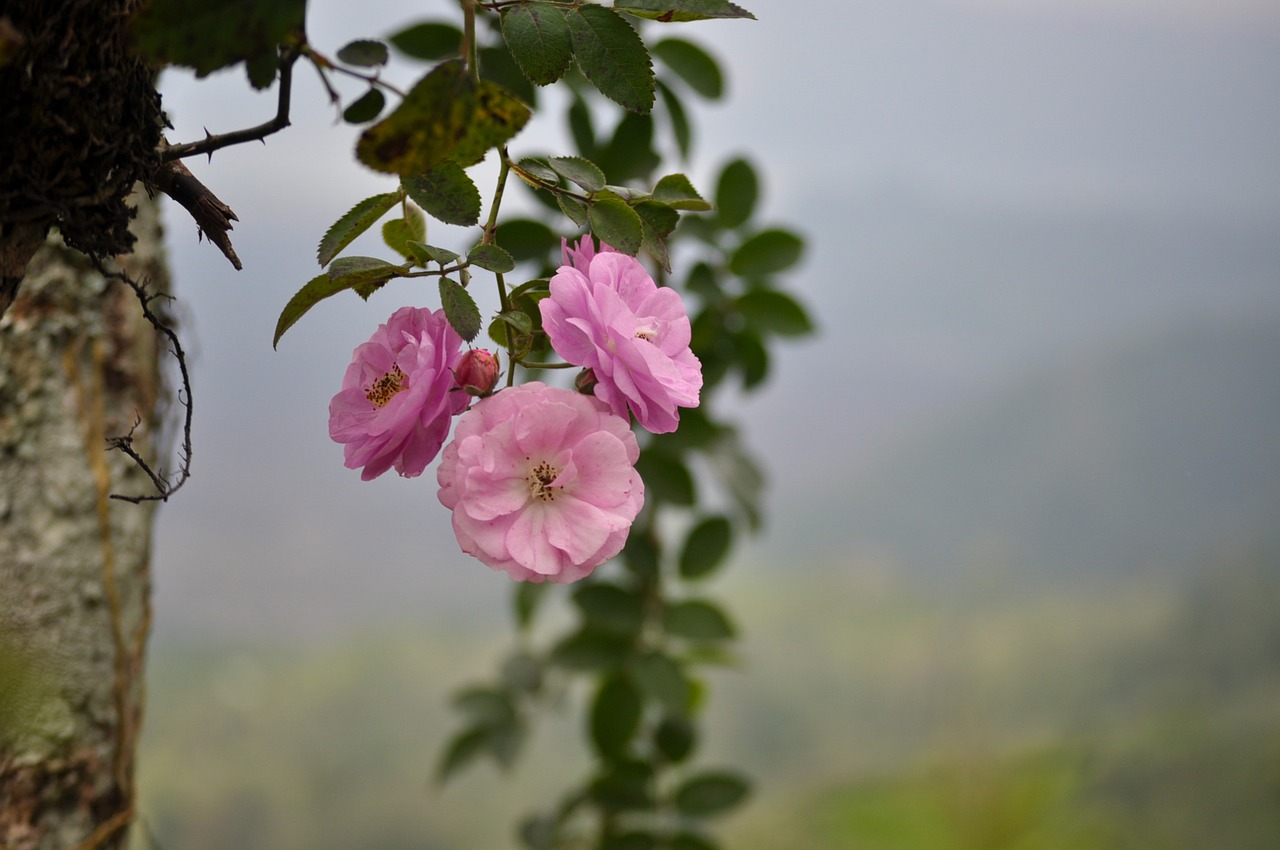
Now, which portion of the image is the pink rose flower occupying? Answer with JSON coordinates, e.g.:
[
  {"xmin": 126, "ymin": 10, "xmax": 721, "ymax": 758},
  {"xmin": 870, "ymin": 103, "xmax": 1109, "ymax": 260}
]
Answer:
[
  {"xmin": 541, "ymin": 237, "xmax": 702, "ymax": 434},
  {"xmin": 329, "ymin": 306, "xmax": 468, "ymax": 480},
  {"xmin": 453, "ymin": 348, "xmax": 500, "ymax": 397},
  {"xmin": 437, "ymin": 382, "xmax": 644, "ymax": 583}
]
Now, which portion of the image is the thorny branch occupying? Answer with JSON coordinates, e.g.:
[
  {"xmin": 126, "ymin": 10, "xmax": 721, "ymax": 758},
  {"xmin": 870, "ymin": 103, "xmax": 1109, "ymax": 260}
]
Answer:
[
  {"xmin": 98, "ymin": 264, "xmax": 193, "ymax": 503},
  {"xmin": 160, "ymin": 46, "xmax": 301, "ymax": 162}
]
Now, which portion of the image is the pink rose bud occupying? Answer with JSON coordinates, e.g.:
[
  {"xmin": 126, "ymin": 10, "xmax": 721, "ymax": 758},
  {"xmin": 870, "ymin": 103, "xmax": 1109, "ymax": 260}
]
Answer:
[
  {"xmin": 575, "ymin": 367, "xmax": 598, "ymax": 396},
  {"xmin": 454, "ymin": 348, "xmax": 500, "ymax": 397}
]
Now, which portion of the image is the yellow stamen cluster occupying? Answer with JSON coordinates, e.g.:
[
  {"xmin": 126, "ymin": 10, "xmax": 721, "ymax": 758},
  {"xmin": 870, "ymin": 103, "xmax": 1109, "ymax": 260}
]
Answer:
[{"xmin": 365, "ymin": 365, "xmax": 408, "ymax": 408}]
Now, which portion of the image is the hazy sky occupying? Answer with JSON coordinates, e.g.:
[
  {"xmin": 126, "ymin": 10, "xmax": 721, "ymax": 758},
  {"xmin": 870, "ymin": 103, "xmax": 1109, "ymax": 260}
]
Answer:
[{"xmin": 149, "ymin": 0, "xmax": 1280, "ymax": 638}]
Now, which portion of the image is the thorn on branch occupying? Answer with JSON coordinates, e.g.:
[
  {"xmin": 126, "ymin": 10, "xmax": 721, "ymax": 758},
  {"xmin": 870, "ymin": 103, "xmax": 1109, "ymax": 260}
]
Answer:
[{"xmin": 154, "ymin": 158, "xmax": 242, "ymax": 270}]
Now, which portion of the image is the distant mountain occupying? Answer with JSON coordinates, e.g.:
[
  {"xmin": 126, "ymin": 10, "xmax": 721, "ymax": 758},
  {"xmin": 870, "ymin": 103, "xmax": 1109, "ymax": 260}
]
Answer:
[{"xmin": 782, "ymin": 314, "xmax": 1280, "ymax": 575}]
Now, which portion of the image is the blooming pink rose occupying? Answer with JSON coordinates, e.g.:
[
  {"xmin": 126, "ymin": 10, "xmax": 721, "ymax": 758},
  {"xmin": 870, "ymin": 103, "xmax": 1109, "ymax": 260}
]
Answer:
[
  {"xmin": 437, "ymin": 382, "xmax": 644, "ymax": 583},
  {"xmin": 329, "ymin": 306, "xmax": 468, "ymax": 480},
  {"xmin": 541, "ymin": 238, "xmax": 702, "ymax": 434}
]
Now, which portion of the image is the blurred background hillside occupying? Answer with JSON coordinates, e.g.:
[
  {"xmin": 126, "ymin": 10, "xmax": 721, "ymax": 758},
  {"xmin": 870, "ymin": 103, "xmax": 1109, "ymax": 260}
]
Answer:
[{"xmin": 131, "ymin": 0, "xmax": 1279, "ymax": 847}]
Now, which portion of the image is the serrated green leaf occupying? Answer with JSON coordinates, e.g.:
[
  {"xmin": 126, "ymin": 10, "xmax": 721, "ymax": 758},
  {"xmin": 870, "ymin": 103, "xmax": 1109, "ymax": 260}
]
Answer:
[
  {"xmin": 568, "ymin": 5, "xmax": 654, "ymax": 114},
  {"xmin": 356, "ymin": 59, "xmax": 474, "ymax": 175},
  {"xmin": 317, "ymin": 193, "xmax": 399, "ymax": 267},
  {"xmin": 388, "ymin": 21, "xmax": 462, "ymax": 60},
  {"xmin": 736, "ymin": 289, "xmax": 813, "ymax": 337},
  {"xmin": 468, "ymin": 243, "xmax": 516, "ymax": 274},
  {"xmin": 679, "ymin": 516, "xmax": 733, "ymax": 580},
  {"xmin": 494, "ymin": 309, "xmax": 534, "ymax": 340},
  {"xmin": 651, "ymin": 38, "xmax": 723, "ymax": 99},
  {"xmin": 664, "ymin": 600, "xmax": 735, "ymax": 641},
  {"xmin": 403, "ymin": 161, "xmax": 481, "ymax": 227},
  {"xmin": 588, "ymin": 198, "xmax": 644, "ymax": 256},
  {"xmin": 652, "ymin": 173, "xmax": 711, "ymax": 211},
  {"xmin": 132, "ymin": 0, "xmax": 305, "ymax": 77},
  {"xmin": 515, "ymin": 157, "xmax": 560, "ymax": 184},
  {"xmin": 328, "ymin": 256, "xmax": 405, "ymax": 292},
  {"xmin": 615, "ymin": 0, "xmax": 755, "ymax": 22},
  {"xmin": 598, "ymin": 111, "xmax": 659, "ymax": 184},
  {"xmin": 549, "ymin": 156, "xmax": 606, "ymax": 193},
  {"xmin": 342, "ymin": 87, "xmax": 386, "ymax": 124},
  {"xmin": 657, "ymin": 79, "xmax": 692, "ymax": 160},
  {"xmin": 381, "ymin": 208, "xmax": 425, "ymax": 261},
  {"xmin": 714, "ymin": 157, "xmax": 758, "ymax": 230},
  {"xmin": 729, "ymin": 228, "xmax": 805, "ymax": 276},
  {"xmin": 635, "ymin": 200, "xmax": 678, "ymax": 272},
  {"xmin": 558, "ymin": 194, "xmax": 590, "ymax": 227},
  {"xmin": 450, "ymin": 80, "xmax": 532, "ymax": 167},
  {"xmin": 501, "ymin": 2, "xmax": 573, "ymax": 86},
  {"xmin": 439, "ymin": 277, "xmax": 481, "ymax": 341},
  {"xmin": 336, "ymin": 38, "xmax": 388, "ymax": 67},
  {"xmin": 573, "ymin": 583, "xmax": 644, "ymax": 637},
  {"xmin": 591, "ymin": 674, "xmax": 643, "ymax": 759},
  {"xmin": 407, "ymin": 242, "xmax": 460, "ymax": 266},
  {"xmin": 672, "ymin": 772, "xmax": 750, "ymax": 816},
  {"xmin": 273, "ymin": 273, "xmax": 347, "ymax": 348}
]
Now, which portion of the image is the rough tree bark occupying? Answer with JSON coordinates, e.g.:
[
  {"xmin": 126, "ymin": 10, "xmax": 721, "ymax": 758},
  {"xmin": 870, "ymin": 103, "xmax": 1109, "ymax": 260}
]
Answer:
[{"xmin": 0, "ymin": 191, "xmax": 169, "ymax": 850}]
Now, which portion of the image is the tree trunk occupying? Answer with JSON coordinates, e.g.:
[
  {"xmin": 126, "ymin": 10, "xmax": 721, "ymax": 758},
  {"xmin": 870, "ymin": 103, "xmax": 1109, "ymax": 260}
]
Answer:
[{"xmin": 1, "ymin": 190, "xmax": 168, "ymax": 850}]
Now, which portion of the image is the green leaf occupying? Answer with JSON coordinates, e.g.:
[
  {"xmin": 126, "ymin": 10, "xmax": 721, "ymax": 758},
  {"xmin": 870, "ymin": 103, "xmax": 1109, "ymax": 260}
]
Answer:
[
  {"xmin": 635, "ymin": 200, "xmax": 679, "ymax": 272},
  {"xmin": 615, "ymin": 0, "xmax": 755, "ymax": 22},
  {"xmin": 496, "ymin": 219, "xmax": 558, "ymax": 263},
  {"xmin": 672, "ymin": 772, "xmax": 750, "ymax": 816},
  {"xmin": 568, "ymin": 5, "xmax": 655, "ymax": 114},
  {"xmin": 558, "ymin": 194, "xmax": 590, "ymax": 227},
  {"xmin": 602, "ymin": 832, "xmax": 658, "ymax": 850},
  {"xmin": 437, "ymin": 726, "xmax": 488, "ymax": 781},
  {"xmin": 514, "ymin": 581, "xmax": 548, "ymax": 631},
  {"xmin": 388, "ymin": 21, "xmax": 462, "ymax": 61},
  {"xmin": 131, "ymin": 0, "xmax": 305, "ymax": 77},
  {"xmin": 598, "ymin": 111, "xmax": 659, "ymax": 184},
  {"xmin": 551, "ymin": 627, "xmax": 632, "ymax": 670},
  {"xmin": 588, "ymin": 198, "xmax": 644, "ymax": 256},
  {"xmin": 636, "ymin": 449, "xmax": 695, "ymax": 506},
  {"xmin": 657, "ymin": 79, "xmax": 692, "ymax": 160},
  {"xmin": 630, "ymin": 651, "xmax": 690, "ymax": 714},
  {"xmin": 516, "ymin": 157, "xmax": 560, "ymax": 185},
  {"xmin": 654, "ymin": 715, "xmax": 696, "ymax": 763},
  {"xmin": 336, "ymin": 39, "xmax": 388, "ymax": 67},
  {"xmin": 479, "ymin": 43, "xmax": 539, "ymax": 107},
  {"xmin": 381, "ymin": 208, "xmax": 426, "ymax": 261},
  {"xmin": 663, "ymin": 600, "xmax": 735, "ymax": 641},
  {"xmin": 714, "ymin": 158, "xmax": 758, "ymax": 230},
  {"xmin": 449, "ymin": 80, "xmax": 533, "ymax": 167},
  {"xmin": 706, "ymin": 431, "xmax": 764, "ymax": 531},
  {"xmin": 317, "ymin": 192, "xmax": 399, "ymax": 267},
  {"xmin": 342, "ymin": 88, "xmax": 386, "ymax": 124},
  {"xmin": 439, "ymin": 278, "xmax": 481, "ymax": 341},
  {"xmin": 328, "ymin": 256, "xmax": 405, "ymax": 295},
  {"xmin": 549, "ymin": 156, "xmax": 606, "ymax": 193},
  {"xmin": 493, "ymin": 310, "xmax": 534, "ymax": 342},
  {"xmin": 679, "ymin": 516, "xmax": 733, "ymax": 580},
  {"xmin": 590, "ymin": 674, "xmax": 643, "ymax": 758},
  {"xmin": 729, "ymin": 228, "xmax": 804, "ymax": 276},
  {"xmin": 736, "ymin": 289, "xmax": 813, "ymax": 337},
  {"xmin": 651, "ymin": 39, "xmax": 723, "ymax": 99},
  {"xmin": 402, "ymin": 161, "xmax": 481, "ymax": 227},
  {"xmin": 667, "ymin": 833, "xmax": 721, "ymax": 850},
  {"xmin": 468, "ymin": 243, "xmax": 516, "ymax": 274},
  {"xmin": 502, "ymin": 652, "xmax": 543, "ymax": 693},
  {"xmin": 273, "ymin": 273, "xmax": 346, "ymax": 348},
  {"xmin": 735, "ymin": 330, "xmax": 769, "ymax": 389},
  {"xmin": 568, "ymin": 94, "xmax": 598, "ymax": 159},
  {"xmin": 501, "ymin": 2, "xmax": 574, "ymax": 86},
  {"xmin": 623, "ymin": 530, "xmax": 661, "ymax": 580},
  {"xmin": 454, "ymin": 687, "xmax": 516, "ymax": 727},
  {"xmin": 652, "ymin": 174, "xmax": 712, "ymax": 211},
  {"xmin": 244, "ymin": 50, "xmax": 278, "ymax": 90},
  {"xmin": 573, "ymin": 583, "xmax": 644, "ymax": 637},
  {"xmin": 590, "ymin": 760, "xmax": 656, "ymax": 812},
  {"xmin": 356, "ymin": 59, "xmax": 474, "ymax": 175},
  {"xmin": 407, "ymin": 242, "xmax": 460, "ymax": 266}
]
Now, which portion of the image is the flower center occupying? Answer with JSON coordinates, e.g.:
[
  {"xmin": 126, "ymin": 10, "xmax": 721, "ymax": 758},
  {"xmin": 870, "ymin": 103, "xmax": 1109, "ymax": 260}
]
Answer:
[
  {"xmin": 634, "ymin": 316, "xmax": 659, "ymax": 342},
  {"xmin": 526, "ymin": 459, "xmax": 561, "ymax": 502},
  {"xmin": 365, "ymin": 365, "xmax": 408, "ymax": 408}
]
